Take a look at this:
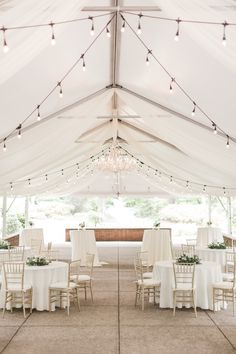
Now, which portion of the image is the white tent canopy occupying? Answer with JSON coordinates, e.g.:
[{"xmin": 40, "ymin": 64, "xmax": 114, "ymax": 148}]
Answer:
[{"xmin": 0, "ymin": 0, "xmax": 236, "ymax": 197}]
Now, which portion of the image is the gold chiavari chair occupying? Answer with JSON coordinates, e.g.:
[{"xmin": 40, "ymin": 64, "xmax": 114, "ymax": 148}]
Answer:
[
  {"xmin": 223, "ymin": 252, "xmax": 236, "ymax": 282},
  {"xmin": 172, "ymin": 263, "xmax": 197, "ymax": 317},
  {"xmin": 136, "ymin": 251, "xmax": 152, "ymax": 278},
  {"xmin": 77, "ymin": 253, "xmax": 95, "ymax": 302},
  {"xmin": 134, "ymin": 256, "xmax": 160, "ymax": 311},
  {"xmin": 2, "ymin": 262, "xmax": 33, "ymax": 318},
  {"xmin": 30, "ymin": 239, "xmax": 42, "ymax": 256},
  {"xmin": 181, "ymin": 244, "xmax": 196, "ymax": 257},
  {"xmin": 49, "ymin": 260, "xmax": 80, "ymax": 316},
  {"xmin": 213, "ymin": 259, "xmax": 236, "ymax": 316},
  {"xmin": 8, "ymin": 246, "xmax": 25, "ymax": 261}
]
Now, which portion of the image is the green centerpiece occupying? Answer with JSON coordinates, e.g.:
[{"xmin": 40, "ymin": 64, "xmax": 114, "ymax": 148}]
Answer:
[
  {"xmin": 26, "ymin": 256, "xmax": 50, "ymax": 266},
  {"xmin": 176, "ymin": 254, "xmax": 201, "ymax": 264},
  {"xmin": 0, "ymin": 240, "xmax": 9, "ymax": 249},
  {"xmin": 208, "ymin": 242, "xmax": 226, "ymax": 249}
]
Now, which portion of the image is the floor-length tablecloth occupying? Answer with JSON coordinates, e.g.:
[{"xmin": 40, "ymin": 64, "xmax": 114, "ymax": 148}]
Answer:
[
  {"xmin": 70, "ymin": 230, "xmax": 100, "ymax": 266},
  {"xmin": 196, "ymin": 227, "xmax": 223, "ymax": 248},
  {"xmin": 196, "ymin": 248, "xmax": 232, "ymax": 271},
  {"xmin": 0, "ymin": 261, "xmax": 68, "ymax": 311},
  {"xmin": 141, "ymin": 229, "xmax": 172, "ymax": 266},
  {"xmin": 153, "ymin": 260, "xmax": 222, "ymax": 310}
]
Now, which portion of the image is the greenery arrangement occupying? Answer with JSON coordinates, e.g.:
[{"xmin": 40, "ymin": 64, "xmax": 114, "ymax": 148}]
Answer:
[
  {"xmin": 79, "ymin": 221, "xmax": 85, "ymax": 229},
  {"xmin": 26, "ymin": 256, "xmax": 50, "ymax": 266},
  {"xmin": 0, "ymin": 240, "xmax": 9, "ymax": 249},
  {"xmin": 208, "ymin": 242, "xmax": 226, "ymax": 249},
  {"xmin": 153, "ymin": 222, "xmax": 161, "ymax": 228},
  {"xmin": 207, "ymin": 221, "xmax": 212, "ymax": 226},
  {"xmin": 176, "ymin": 254, "xmax": 201, "ymax": 264}
]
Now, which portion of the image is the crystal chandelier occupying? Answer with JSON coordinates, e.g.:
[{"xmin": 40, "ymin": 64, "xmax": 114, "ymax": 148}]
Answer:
[{"xmin": 97, "ymin": 144, "xmax": 137, "ymax": 172}]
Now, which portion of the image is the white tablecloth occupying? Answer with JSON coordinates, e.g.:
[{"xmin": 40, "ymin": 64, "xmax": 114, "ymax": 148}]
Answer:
[
  {"xmin": 70, "ymin": 230, "xmax": 100, "ymax": 266},
  {"xmin": 0, "ymin": 261, "xmax": 68, "ymax": 311},
  {"xmin": 196, "ymin": 227, "xmax": 223, "ymax": 248},
  {"xmin": 20, "ymin": 228, "xmax": 44, "ymax": 248},
  {"xmin": 141, "ymin": 229, "xmax": 172, "ymax": 265},
  {"xmin": 153, "ymin": 260, "xmax": 222, "ymax": 310},
  {"xmin": 196, "ymin": 248, "xmax": 232, "ymax": 271}
]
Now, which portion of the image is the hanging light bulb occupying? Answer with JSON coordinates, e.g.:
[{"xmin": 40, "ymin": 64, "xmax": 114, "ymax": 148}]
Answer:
[
  {"xmin": 137, "ymin": 13, "xmax": 142, "ymax": 35},
  {"xmin": 106, "ymin": 26, "xmax": 111, "ymax": 38},
  {"xmin": 37, "ymin": 105, "xmax": 41, "ymax": 121},
  {"xmin": 28, "ymin": 178, "xmax": 31, "ymax": 186},
  {"xmin": 45, "ymin": 174, "xmax": 48, "ymax": 182},
  {"xmin": 223, "ymin": 187, "xmax": 226, "ymax": 195},
  {"xmin": 222, "ymin": 21, "xmax": 228, "ymax": 46},
  {"xmin": 10, "ymin": 182, "xmax": 13, "ymax": 191},
  {"xmin": 89, "ymin": 17, "xmax": 95, "ymax": 36},
  {"xmin": 203, "ymin": 185, "xmax": 206, "ymax": 192},
  {"xmin": 50, "ymin": 22, "xmax": 56, "ymax": 46},
  {"xmin": 186, "ymin": 180, "xmax": 189, "ymax": 189},
  {"xmin": 61, "ymin": 169, "xmax": 64, "ymax": 176},
  {"xmin": 121, "ymin": 20, "xmax": 125, "ymax": 33},
  {"xmin": 81, "ymin": 54, "xmax": 86, "ymax": 72},
  {"xmin": 146, "ymin": 49, "xmax": 151, "ymax": 66},
  {"xmin": 212, "ymin": 122, "xmax": 217, "ymax": 135},
  {"xmin": 191, "ymin": 102, "xmax": 196, "ymax": 116},
  {"xmin": 17, "ymin": 124, "xmax": 22, "ymax": 139},
  {"xmin": 170, "ymin": 175, "xmax": 173, "ymax": 183},
  {"xmin": 2, "ymin": 27, "xmax": 9, "ymax": 53},
  {"xmin": 3, "ymin": 138, "xmax": 6, "ymax": 152},
  {"xmin": 58, "ymin": 82, "xmax": 63, "ymax": 98},
  {"xmin": 175, "ymin": 18, "xmax": 181, "ymax": 41},
  {"xmin": 226, "ymin": 135, "xmax": 230, "ymax": 149},
  {"xmin": 169, "ymin": 78, "xmax": 174, "ymax": 94}
]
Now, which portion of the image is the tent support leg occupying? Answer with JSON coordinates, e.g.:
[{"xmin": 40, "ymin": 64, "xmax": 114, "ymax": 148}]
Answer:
[
  {"xmin": 24, "ymin": 197, "xmax": 29, "ymax": 228},
  {"xmin": 227, "ymin": 197, "xmax": 232, "ymax": 235},
  {"xmin": 2, "ymin": 194, "xmax": 7, "ymax": 239},
  {"xmin": 208, "ymin": 195, "xmax": 212, "ymax": 225}
]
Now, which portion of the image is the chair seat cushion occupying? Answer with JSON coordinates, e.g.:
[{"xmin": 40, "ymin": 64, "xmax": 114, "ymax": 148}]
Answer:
[
  {"xmin": 49, "ymin": 281, "xmax": 76, "ymax": 289},
  {"xmin": 137, "ymin": 279, "xmax": 160, "ymax": 287},
  {"xmin": 222, "ymin": 273, "xmax": 234, "ymax": 281},
  {"xmin": 143, "ymin": 272, "xmax": 153, "ymax": 279},
  {"xmin": 173, "ymin": 283, "xmax": 195, "ymax": 291},
  {"xmin": 78, "ymin": 275, "xmax": 91, "ymax": 282},
  {"xmin": 213, "ymin": 281, "xmax": 235, "ymax": 290},
  {"xmin": 6, "ymin": 284, "xmax": 32, "ymax": 292}
]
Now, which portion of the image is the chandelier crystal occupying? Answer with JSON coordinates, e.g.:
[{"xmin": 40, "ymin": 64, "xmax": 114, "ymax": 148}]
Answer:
[{"xmin": 97, "ymin": 145, "xmax": 137, "ymax": 172}]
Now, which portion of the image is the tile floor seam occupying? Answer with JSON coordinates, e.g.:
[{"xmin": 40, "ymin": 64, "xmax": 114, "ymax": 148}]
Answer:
[
  {"xmin": 205, "ymin": 310, "xmax": 236, "ymax": 351},
  {"xmin": 0, "ymin": 313, "xmax": 31, "ymax": 354}
]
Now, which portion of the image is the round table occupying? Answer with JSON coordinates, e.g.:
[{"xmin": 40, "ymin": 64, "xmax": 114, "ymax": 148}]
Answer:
[
  {"xmin": 152, "ymin": 260, "xmax": 222, "ymax": 310},
  {"xmin": 70, "ymin": 230, "xmax": 100, "ymax": 266},
  {"xmin": 196, "ymin": 248, "xmax": 232, "ymax": 271},
  {"xmin": 141, "ymin": 229, "xmax": 172, "ymax": 266},
  {"xmin": 0, "ymin": 261, "xmax": 68, "ymax": 311},
  {"xmin": 196, "ymin": 227, "xmax": 223, "ymax": 248}
]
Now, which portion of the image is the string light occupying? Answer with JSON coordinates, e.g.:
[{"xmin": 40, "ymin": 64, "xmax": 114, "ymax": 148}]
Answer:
[
  {"xmin": 186, "ymin": 180, "xmax": 189, "ymax": 188},
  {"xmin": 45, "ymin": 174, "xmax": 48, "ymax": 182},
  {"xmin": 175, "ymin": 18, "xmax": 181, "ymax": 41},
  {"xmin": 203, "ymin": 185, "xmax": 206, "ymax": 192},
  {"xmin": 2, "ymin": 27, "xmax": 9, "ymax": 53},
  {"xmin": 137, "ymin": 13, "xmax": 142, "ymax": 35},
  {"xmin": 89, "ymin": 17, "xmax": 95, "ymax": 36},
  {"xmin": 10, "ymin": 182, "xmax": 13, "ymax": 191},
  {"xmin": 121, "ymin": 19, "xmax": 125, "ymax": 33},
  {"xmin": 222, "ymin": 21, "xmax": 228, "ymax": 46},
  {"xmin": 146, "ymin": 49, "xmax": 151, "ymax": 66},
  {"xmin": 106, "ymin": 26, "xmax": 111, "ymax": 38},
  {"xmin": 37, "ymin": 105, "xmax": 41, "ymax": 121},
  {"xmin": 50, "ymin": 22, "xmax": 56, "ymax": 46},
  {"xmin": 191, "ymin": 102, "xmax": 196, "ymax": 116},
  {"xmin": 28, "ymin": 178, "xmax": 31, "ymax": 186},
  {"xmin": 3, "ymin": 138, "xmax": 6, "ymax": 152},
  {"xmin": 226, "ymin": 135, "xmax": 230, "ymax": 149},
  {"xmin": 212, "ymin": 122, "xmax": 217, "ymax": 135},
  {"xmin": 58, "ymin": 82, "xmax": 63, "ymax": 98},
  {"xmin": 170, "ymin": 176, "xmax": 173, "ymax": 183},
  {"xmin": 223, "ymin": 187, "xmax": 226, "ymax": 195},
  {"xmin": 169, "ymin": 78, "xmax": 174, "ymax": 94},
  {"xmin": 61, "ymin": 169, "xmax": 64, "ymax": 176},
  {"xmin": 17, "ymin": 125, "xmax": 22, "ymax": 139}
]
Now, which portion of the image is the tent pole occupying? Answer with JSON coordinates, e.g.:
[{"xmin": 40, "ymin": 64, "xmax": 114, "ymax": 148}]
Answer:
[
  {"xmin": 24, "ymin": 197, "xmax": 29, "ymax": 228},
  {"xmin": 2, "ymin": 193, "xmax": 7, "ymax": 239},
  {"xmin": 227, "ymin": 197, "xmax": 232, "ymax": 235},
  {"xmin": 208, "ymin": 195, "xmax": 212, "ymax": 224}
]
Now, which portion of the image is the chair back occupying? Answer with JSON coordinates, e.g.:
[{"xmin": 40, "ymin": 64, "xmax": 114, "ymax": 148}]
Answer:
[
  {"xmin": 85, "ymin": 253, "xmax": 95, "ymax": 276},
  {"xmin": 30, "ymin": 239, "xmax": 42, "ymax": 255},
  {"xmin": 134, "ymin": 256, "xmax": 144, "ymax": 283},
  {"xmin": 186, "ymin": 239, "xmax": 196, "ymax": 246},
  {"xmin": 173, "ymin": 263, "xmax": 195, "ymax": 289},
  {"xmin": 8, "ymin": 246, "xmax": 25, "ymax": 261},
  {"xmin": 70, "ymin": 260, "xmax": 81, "ymax": 284},
  {"xmin": 3, "ymin": 262, "xmax": 25, "ymax": 291},
  {"xmin": 0, "ymin": 252, "xmax": 9, "ymax": 272},
  {"xmin": 181, "ymin": 244, "xmax": 195, "ymax": 257},
  {"xmin": 136, "ymin": 251, "xmax": 149, "ymax": 271},
  {"xmin": 226, "ymin": 252, "xmax": 236, "ymax": 273},
  {"xmin": 172, "ymin": 248, "xmax": 183, "ymax": 260}
]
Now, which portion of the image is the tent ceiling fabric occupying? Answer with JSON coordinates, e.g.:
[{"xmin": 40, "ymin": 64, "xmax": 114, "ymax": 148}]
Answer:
[{"xmin": 0, "ymin": 0, "xmax": 235, "ymax": 197}]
